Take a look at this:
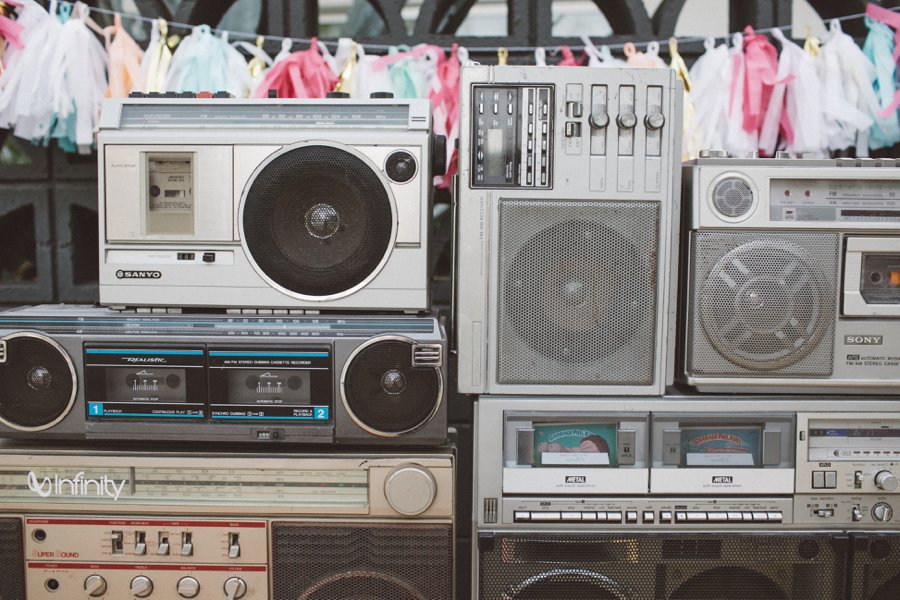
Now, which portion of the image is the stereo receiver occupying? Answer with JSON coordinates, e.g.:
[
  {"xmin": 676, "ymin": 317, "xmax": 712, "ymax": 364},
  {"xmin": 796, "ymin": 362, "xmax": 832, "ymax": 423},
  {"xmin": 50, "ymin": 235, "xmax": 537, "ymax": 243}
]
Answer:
[
  {"xmin": 0, "ymin": 305, "xmax": 446, "ymax": 445},
  {"xmin": 0, "ymin": 444, "xmax": 455, "ymax": 600},
  {"xmin": 681, "ymin": 155, "xmax": 900, "ymax": 394},
  {"xmin": 455, "ymin": 66, "xmax": 683, "ymax": 396},
  {"xmin": 98, "ymin": 97, "xmax": 444, "ymax": 312}
]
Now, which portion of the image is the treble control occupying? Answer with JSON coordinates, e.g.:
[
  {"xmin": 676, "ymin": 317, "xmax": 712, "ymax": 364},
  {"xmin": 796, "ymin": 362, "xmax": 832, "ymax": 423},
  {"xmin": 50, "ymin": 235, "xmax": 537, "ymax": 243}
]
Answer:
[{"xmin": 130, "ymin": 575, "xmax": 153, "ymax": 598}]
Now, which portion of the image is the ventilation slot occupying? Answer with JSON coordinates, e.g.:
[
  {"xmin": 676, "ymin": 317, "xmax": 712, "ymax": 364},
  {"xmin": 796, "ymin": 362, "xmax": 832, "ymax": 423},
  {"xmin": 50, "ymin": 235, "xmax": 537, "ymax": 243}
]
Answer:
[
  {"xmin": 0, "ymin": 340, "xmax": 6, "ymax": 364},
  {"xmin": 412, "ymin": 344, "xmax": 442, "ymax": 368}
]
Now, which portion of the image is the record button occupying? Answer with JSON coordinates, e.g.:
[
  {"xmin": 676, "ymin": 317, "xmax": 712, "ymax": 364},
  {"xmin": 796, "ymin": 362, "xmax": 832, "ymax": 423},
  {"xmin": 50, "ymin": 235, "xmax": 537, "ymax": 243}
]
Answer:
[{"xmin": 675, "ymin": 512, "xmax": 688, "ymax": 522}]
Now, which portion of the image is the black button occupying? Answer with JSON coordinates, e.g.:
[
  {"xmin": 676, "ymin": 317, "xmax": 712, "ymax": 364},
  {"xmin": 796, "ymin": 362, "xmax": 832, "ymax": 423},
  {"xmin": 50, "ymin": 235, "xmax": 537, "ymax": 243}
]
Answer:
[
  {"xmin": 370, "ymin": 91, "xmax": 394, "ymax": 99},
  {"xmin": 326, "ymin": 91, "xmax": 350, "ymax": 98},
  {"xmin": 202, "ymin": 252, "xmax": 216, "ymax": 263},
  {"xmin": 214, "ymin": 91, "xmax": 232, "ymax": 98},
  {"xmin": 385, "ymin": 151, "xmax": 418, "ymax": 183}
]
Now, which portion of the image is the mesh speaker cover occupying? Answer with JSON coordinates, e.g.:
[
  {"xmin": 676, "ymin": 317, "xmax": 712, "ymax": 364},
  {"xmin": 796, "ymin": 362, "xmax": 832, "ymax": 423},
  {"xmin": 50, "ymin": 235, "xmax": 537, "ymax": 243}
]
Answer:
[
  {"xmin": 688, "ymin": 231, "xmax": 839, "ymax": 376},
  {"xmin": 0, "ymin": 334, "xmax": 75, "ymax": 429},
  {"xmin": 271, "ymin": 522, "xmax": 452, "ymax": 600},
  {"xmin": 849, "ymin": 533, "xmax": 900, "ymax": 599},
  {"xmin": 242, "ymin": 144, "xmax": 395, "ymax": 298},
  {"xmin": 497, "ymin": 199, "xmax": 660, "ymax": 386},
  {"xmin": 342, "ymin": 338, "xmax": 441, "ymax": 435},
  {"xmin": 478, "ymin": 533, "xmax": 846, "ymax": 600},
  {"xmin": 712, "ymin": 177, "xmax": 754, "ymax": 218},
  {"xmin": 0, "ymin": 518, "xmax": 24, "ymax": 600}
]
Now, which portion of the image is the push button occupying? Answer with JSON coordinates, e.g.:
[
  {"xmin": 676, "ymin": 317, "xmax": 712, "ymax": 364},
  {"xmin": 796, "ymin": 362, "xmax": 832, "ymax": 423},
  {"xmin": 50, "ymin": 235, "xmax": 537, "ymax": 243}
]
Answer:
[
  {"xmin": 202, "ymin": 252, "xmax": 216, "ymax": 263},
  {"xmin": 530, "ymin": 512, "xmax": 561, "ymax": 521},
  {"xmin": 561, "ymin": 512, "xmax": 583, "ymax": 521},
  {"xmin": 812, "ymin": 471, "xmax": 826, "ymax": 489},
  {"xmin": 825, "ymin": 471, "xmax": 837, "ymax": 489},
  {"xmin": 642, "ymin": 511, "xmax": 655, "ymax": 523},
  {"xmin": 625, "ymin": 511, "xmax": 638, "ymax": 523},
  {"xmin": 514, "ymin": 511, "xmax": 531, "ymax": 522}
]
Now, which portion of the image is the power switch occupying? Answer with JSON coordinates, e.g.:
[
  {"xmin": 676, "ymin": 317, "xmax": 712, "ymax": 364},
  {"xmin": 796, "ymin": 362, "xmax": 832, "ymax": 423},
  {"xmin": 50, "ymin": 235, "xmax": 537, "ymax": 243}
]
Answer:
[{"xmin": 202, "ymin": 252, "xmax": 216, "ymax": 263}]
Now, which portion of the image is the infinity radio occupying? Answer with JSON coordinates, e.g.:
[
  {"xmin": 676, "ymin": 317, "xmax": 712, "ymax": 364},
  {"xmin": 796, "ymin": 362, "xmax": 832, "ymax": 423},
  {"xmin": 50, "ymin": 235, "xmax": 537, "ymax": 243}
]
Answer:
[
  {"xmin": 0, "ymin": 305, "xmax": 446, "ymax": 445},
  {"xmin": 98, "ymin": 97, "xmax": 445, "ymax": 312},
  {"xmin": 0, "ymin": 444, "xmax": 455, "ymax": 600},
  {"xmin": 681, "ymin": 155, "xmax": 900, "ymax": 394},
  {"xmin": 455, "ymin": 66, "xmax": 683, "ymax": 396}
]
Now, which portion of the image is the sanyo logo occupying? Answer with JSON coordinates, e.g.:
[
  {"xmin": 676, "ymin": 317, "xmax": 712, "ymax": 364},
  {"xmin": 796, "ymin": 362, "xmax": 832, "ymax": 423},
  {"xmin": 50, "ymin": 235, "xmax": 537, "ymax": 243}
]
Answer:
[
  {"xmin": 27, "ymin": 471, "xmax": 126, "ymax": 501},
  {"xmin": 116, "ymin": 270, "xmax": 162, "ymax": 279},
  {"xmin": 845, "ymin": 335, "xmax": 884, "ymax": 345}
]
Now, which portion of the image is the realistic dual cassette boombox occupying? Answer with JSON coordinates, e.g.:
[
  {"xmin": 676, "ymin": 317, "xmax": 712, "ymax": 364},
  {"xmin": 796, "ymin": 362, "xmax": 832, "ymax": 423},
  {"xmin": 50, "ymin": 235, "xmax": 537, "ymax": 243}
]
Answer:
[
  {"xmin": 97, "ymin": 97, "xmax": 444, "ymax": 312},
  {"xmin": 0, "ymin": 305, "xmax": 447, "ymax": 445},
  {"xmin": 474, "ymin": 396, "xmax": 900, "ymax": 599},
  {"xmin": 0, "ymin": 445, "xmax": 455, "ymax": 600}
]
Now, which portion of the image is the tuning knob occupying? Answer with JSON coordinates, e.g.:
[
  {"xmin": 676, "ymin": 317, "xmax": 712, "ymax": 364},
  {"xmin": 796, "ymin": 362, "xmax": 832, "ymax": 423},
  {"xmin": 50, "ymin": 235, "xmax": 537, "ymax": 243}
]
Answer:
[
  {"xmin": 873, "ymin": 502, "xmax": 894, "ymax": 522},
  {"xmin": 223, "ymin": 577, "xmax": 247, "ymax": 599},
  {"xmin": 84, "ymin": 575, "xmax": 107, "ymax": 597},
  {"xmin": 130, "ymin": 575, "xmax": 153, "ymax": 598},
  {"xmin": 589, "ymin": 112, "xmax": 609, "ymax": 129},
  {"xmin": 384, "ymin": 464, "xmax": 437, "ymax": 516},
  {"xmin": 875, "ymin": 470, "xmax": 898, "ymax": 492}
]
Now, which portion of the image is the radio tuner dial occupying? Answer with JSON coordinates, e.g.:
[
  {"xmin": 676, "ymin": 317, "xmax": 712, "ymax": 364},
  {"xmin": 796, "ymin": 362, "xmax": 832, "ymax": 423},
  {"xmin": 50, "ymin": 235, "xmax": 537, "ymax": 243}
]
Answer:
[
  {"xmin": 645, "ymin": 112, "xmax": 666, "ymax": 130},
  {"xmin": 84, "ymin": 575, "xmax": 107, "ymax": 597},
  {"xmin": 589, "ymin": 111, "xmax": 609, "ymax": 129},
  {"xmin": 875, "ymin": 470, "xmax": 899, "ymax": 492},
  {"xmin": 616, "ymin": 112, "xmax": 637, "ymax": 129},
  {"xmin": 384, "ymin": 464, "xmax": 437, "ymax": 516},
  {"xmin": 130, "ymin": 575, "xmax": 153, "ymax": 598},
  {"xmin": 873, "ymin": 502, "xmax": 894, "ymax": 522}
]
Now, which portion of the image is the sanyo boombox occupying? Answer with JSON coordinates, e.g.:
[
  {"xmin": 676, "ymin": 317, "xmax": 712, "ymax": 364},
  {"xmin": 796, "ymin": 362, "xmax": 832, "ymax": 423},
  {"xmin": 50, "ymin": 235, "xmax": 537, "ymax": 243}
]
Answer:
[
  {"xmin": 474, "ymin": 396, "xmax": 900, "ymax": 599},
  {"xmin": 98, "ymin": 97, "xmax": 445, "ymax": 312},
  {"xmin": 682, "ymin": 155, "xmax": 900, "ymax": 394},
  {"xmin": 0, "ymin": 305, "xmax": 446, "ymax": 445},
  {"xmin": 0, "ymin": 444, "xmax": 455, "ymax": 600},
  {"xmin": 455, "ymin": 66, "xmax": 683, "ymax": 396}
]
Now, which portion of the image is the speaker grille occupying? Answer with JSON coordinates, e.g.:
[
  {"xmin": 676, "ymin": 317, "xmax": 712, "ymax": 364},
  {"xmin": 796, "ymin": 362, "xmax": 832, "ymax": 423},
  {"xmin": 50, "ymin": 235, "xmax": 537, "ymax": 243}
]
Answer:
[
  {"xmin": 342, "ymin": 338, "xmax": 442, "ymax": 435},
  {"xmin": 479, "ymin": 533, "xmax": 846, "ymax": 600},
  {"xmin": 712, "ymin": 177, "xmax": 754, "ymax": 218},
  {"xmin": 0, "ymin": 518, "xmax": 24, "ymax": 600},
  {"xmin": 497, "ymin": 199, "xmax": 660, "ymax": 386},
  {"xmin": 849, "ymin": 533, "xmax": 900, "ymax": 599},
  {"xmin": 687, "ymin": 231, "xmax": 839, "ymax": 376},
  {"xmin": 271, "ymin": 522, "xmax": 452, "ymax": 600},
  {"xmin": 0, "ymin": 334, "xmax": 75, "ymax": 430},
  {"xmin": 242, "ymin": 144, "xmax": 394, "ymax": 298}
]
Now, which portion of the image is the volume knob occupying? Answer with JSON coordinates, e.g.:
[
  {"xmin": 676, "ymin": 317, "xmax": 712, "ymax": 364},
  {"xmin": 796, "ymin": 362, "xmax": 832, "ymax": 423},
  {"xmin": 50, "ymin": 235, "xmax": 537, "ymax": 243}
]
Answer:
[
  {"xmin": 223, "ymin": 577, "xmax": 247, "ymax": 599},
  {"xmin": 384, "ymin": 464, "xmax": 437, "ymax": 516},
  {"xmin": 875, "ymin": 470, "xmax": 899, "ymax": 492},
  {"xmin": 84, "ymin": 575, "xmax": 107, "ymax": 597},
  {"xmin": 873, "ymin": 502, "xmax": 894, "ymax": 522}
]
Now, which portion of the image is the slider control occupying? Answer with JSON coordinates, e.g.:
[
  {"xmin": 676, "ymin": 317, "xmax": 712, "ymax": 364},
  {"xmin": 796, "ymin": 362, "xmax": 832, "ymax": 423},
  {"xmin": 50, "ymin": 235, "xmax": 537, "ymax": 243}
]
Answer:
[{"xmin": 228, "ymin": 532, "xmax": 241, "ymax": 558}]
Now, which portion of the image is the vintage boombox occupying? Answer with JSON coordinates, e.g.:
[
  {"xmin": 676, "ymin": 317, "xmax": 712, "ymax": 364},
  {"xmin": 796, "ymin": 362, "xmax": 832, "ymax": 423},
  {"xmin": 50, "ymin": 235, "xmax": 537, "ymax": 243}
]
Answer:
[
  {"xmin": 0, "ymin": 444, "xmax": 455, "ymax": 600},
  {"xmin": 98, "ymin": 97, "xmax": 444, "ymax": 312},
  {"xmin": 681, "ymin": 155, "xmax": 900, "ymax": 394},
  {"xmin": 455, "ymin": 66, "xmax": 683, "ymax": 396},
  {"xmin": 0, "ymin": 305, "xmax": 446, "ymax": 445},
  {"xmin": 473, "ymin": 396, "xmax": 900, "ymax": 599}
]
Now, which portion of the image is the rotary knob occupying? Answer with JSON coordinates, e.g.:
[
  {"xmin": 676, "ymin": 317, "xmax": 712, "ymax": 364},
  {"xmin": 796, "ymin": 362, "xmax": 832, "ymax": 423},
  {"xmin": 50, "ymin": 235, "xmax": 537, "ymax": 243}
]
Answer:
[
  {"xmin": 873, "ymin": 502, "xmax": 894, "ymax": 522},
  {"xmin": 84, "ymin": 575, "xmax": 107, "ymax": 597},
  {"xmin": 875, "ymin": 470, "xmax": 899, "ymax": 492},
  {"xmin": 384, "ymin": 464, "xmax": 437, "ymax": 516},
  {"xmin": 644, "ymin": 112, "xmax": 666, "ymax": 130},
  {"xmin": 177, "ymin": 577, "xmax": 200, "ymax": 599},
  {"xmin": 589, "ymin": 111, "xmax": 609, "ymax": 129},
  {"xmin": 223, "ymin": 577, "xmax": 247, "ymax": 599},
  {"xmin": 616, "ymin": 112, "xmax": 637, "ymax": 129},
  {"xmin": 130, "ymin": 575, "xmax": 153, "ymax": 598}
]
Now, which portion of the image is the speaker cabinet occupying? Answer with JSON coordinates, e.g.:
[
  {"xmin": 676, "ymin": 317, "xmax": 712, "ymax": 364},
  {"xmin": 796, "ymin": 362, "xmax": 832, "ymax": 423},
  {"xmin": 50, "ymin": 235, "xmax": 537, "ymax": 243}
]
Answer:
[
  {"xmin": 272, "ymin": 522, "xmax": 453, "ymax": 600},
  {"xmin": 0, "ymin": 518, "xmax": 25, "ymax": 600},
  {"xmin": 477, "ymin": 532, "xmax": 847, "ymax": 599},
  {"xmin": 850, "ymin": 533, "xmax": 900, "ymax": 600}
]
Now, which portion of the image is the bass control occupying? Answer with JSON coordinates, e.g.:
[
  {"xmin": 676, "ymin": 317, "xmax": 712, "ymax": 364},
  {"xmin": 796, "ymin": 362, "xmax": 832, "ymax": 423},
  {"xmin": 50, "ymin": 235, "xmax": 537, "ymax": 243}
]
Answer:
[{"xmin": 84, "ymin": 574, "xmax": 107, "ymax": 597}]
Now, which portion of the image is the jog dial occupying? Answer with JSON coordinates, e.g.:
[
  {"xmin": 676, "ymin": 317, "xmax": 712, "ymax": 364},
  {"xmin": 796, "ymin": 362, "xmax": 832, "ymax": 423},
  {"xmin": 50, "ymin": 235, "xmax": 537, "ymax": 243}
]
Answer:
[{"xmin": 875, "ymin": 470, "xmax": 898, "ymax": 492}]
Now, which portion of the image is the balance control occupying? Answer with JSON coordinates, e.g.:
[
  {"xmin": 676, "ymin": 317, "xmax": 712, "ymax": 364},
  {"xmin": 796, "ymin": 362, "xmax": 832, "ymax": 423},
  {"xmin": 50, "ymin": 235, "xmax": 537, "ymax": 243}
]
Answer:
[
  {"xmin": 177, "ymin": 576, "xmax": 200, "ymax": 599},
  {"xmin": 873, "ymin": 502, "xmax": 894, "ymax": 522},
  {"xmin": 224, "ymin": 577, "xmax": 247, "ymax": 600},
  {"xmin": 384, "ymin": 463, "xmax": 437, "ymax": 516},
  {"xmin": 875, "ymin": 470, "xmax": 898, "ymax": 492},
  {"xmin": 130, "ymin": 575, "xmax": 153, "ymax": 598},
  {"xmin": 84, "ymin": 575, "xmax": 107, "ymax": 597}
]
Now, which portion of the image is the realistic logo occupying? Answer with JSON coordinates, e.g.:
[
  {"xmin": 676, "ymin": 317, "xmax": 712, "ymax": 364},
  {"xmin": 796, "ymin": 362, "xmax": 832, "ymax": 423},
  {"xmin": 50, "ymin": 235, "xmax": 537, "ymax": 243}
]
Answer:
[
  {"xmin": 711, "ymin": 476, "xmax": 734, "ymax": 484},
  {"xmin": 845, "ymin": 335, "xmax": 883, "ymax": 345},
  {"xmin": 565, "ymin": 476, "xmax": 587, "ymax": 484},
  {"xmin": 27, "ymin": 471, "xmax": 127, "ymax": 501},
  {"xmin": 116, "ymin": 270, "xmax": 162, "ymax": 280},
  {"xmin": 125, "ymin": 358, "xmax": 166, "ymax": 363}
]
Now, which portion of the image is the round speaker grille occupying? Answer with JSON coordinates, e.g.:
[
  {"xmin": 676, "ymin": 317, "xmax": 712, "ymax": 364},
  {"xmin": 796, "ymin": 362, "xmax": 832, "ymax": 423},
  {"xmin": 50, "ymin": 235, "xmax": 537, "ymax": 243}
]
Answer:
[
  {"xmin": 669, "ymin": 566, "xmax": 787, "ymax": 599},
  {"xmin": 341, "ymin": 337, "xmax": 441, "ymax": 436},
  {"xmin": 241, "ymin": 144, "xmax": 395, "ymax": 299},
  {"xmin": 504, "ymin": 219, "xmax": 650, "ymax": 364},
  {"xmin": 0, "ymin": 334, "xmax": 76, "ymax": 430},
  {"xmin": 505, "ymin": 569, "xmax": 634, "ymax": 600},
  {"xmin": 299, "ymin": 571, "xmax": 424, "ymax": 600},
  {"xmin": 712, "ymin": 177, "xmax": 754, "ymax": 218},
  {"xmin": 699, "ymin": 239, "xmax": 830, "ymax": 371}
]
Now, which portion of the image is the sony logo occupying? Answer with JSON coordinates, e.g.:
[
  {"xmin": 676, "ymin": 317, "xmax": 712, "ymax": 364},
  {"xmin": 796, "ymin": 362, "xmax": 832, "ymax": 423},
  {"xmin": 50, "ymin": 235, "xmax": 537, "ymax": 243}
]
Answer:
[
  {"xmin": 565, "ymin": 476, "xmax": 587, "ymax": 484},
  {"xmin": 711, "ymin": 476, "xmax": 734, "ymax": 484},
  {"xmin": 27, "ymin": 471, "xmax": 126, "ymax": 501},
  {"xmin": 115, "ymin": 270, "xmax": 162, "ymax": 279},
  {"xmin": 845, "ymin": 335, "xmax": 883, "ymax": 345}
]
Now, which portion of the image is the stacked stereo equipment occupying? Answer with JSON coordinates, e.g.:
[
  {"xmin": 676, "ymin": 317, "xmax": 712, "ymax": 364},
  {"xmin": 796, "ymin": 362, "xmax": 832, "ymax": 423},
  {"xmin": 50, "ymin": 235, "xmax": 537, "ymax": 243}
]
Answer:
[
  {"xmin": 458, "ymin": 66, "xmax": 900, "ymax": 599},
  {"xmin": 0, "ymin": 96, "xmax": 457, "ymax": 599}
]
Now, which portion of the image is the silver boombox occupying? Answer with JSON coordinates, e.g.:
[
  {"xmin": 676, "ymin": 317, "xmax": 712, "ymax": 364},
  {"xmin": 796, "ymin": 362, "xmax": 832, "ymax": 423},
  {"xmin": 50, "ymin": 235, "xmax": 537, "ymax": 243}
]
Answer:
[
  {"xmin": 98, "ymin": 97, "xmax": 442, "ymax": 312},
  {"xmin": 455, "ymin": 66, "xmax": 683, "ymax": 397},
  {"xmin": 474, "ymin": 396, "xmax": 900, "ymax": 599},
  {"xmin": 0, "ymin": 445, "xmax": 455, "ymax": 600},
  {"xmin": 0, "ymin": 305, "xmax": 447, "ymax": 445},
  {"xmin": 682, "ymin": 155, "xmax": 900, "ymax": 394}
]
